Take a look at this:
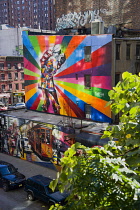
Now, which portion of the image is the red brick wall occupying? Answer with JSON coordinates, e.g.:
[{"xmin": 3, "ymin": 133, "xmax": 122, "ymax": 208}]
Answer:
[{"xmin": 55, "ymin": 0, "xmax": 140, "ymax": 31}]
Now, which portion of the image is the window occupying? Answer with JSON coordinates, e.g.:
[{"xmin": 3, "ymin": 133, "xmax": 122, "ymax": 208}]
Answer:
[
  {"xmin": 22, "ymin": 83, "xmax": 24, "ymax": 89},
  {"xmin": 84, "ymin": 46, "xmax": 91, "ymax": 62},
  {"xmin": 9, "ymin": 84, "xmax": 12, "ymax": 90},
  {"xmin": 85, "ymin": 104, "xmax": 91, "ymax": 119},
  {"xmin": 15, "ymin": 83, "xmax": 19, "ymax": 90},
  {"xmin": 1, "ymin": 74, "xmax": 5, "ymax": 80},
  {"xmin": 126, "ymin": 44, "xmax": 130, "ymax": 60},
  {"xmin": 7, "ymin": 63, "xmax": 11, "ymax": 69},
  {"xmin": 2, "ymin": 85, "xmax": 5, "ymax": 90},
  {"xmin": 115, "ymin": 73, "xmax": 120, "ymax": 86},
  {"xmin": 15, "ymin": 72, "xmax": 18, "ymax": 80},
  {"xmin": 8, "ymin": 73, "xmax": 12, "ymax": 79},
  {"xmin": 0, "ymin": 63, "xmax": 4, "ymax": 69},
  {"xmin": 116, "ymin": 44, "xmax": 120, "ymax": 60},
  {"xmin": 75, "ymin": 74, "xmax": 78, "ymax": 80},
  {"xmin": 21, "ymin": 72, "xmax": 24, "ymax": 80},
  {"xmin": 136, "ymin": 44, "xmax": 140, "ymax": 60},
  {"xmin": 84, "ymin": 74, "xmax": 91, "ymax": 89}
]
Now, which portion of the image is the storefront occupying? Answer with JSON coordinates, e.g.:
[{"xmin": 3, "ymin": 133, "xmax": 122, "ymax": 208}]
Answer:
[
  {"xmin": 0, "ymin": 93, "xmax": 10, "ymax": 105},
  {"xmin": 12, "ymin": 92, "xmax": 25, "ymax": 104}
]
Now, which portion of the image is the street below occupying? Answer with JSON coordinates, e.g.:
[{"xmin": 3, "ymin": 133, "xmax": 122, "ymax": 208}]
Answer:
[{"xmin": 0, "ymin": 152, "xmax": 57, "ymax": 210}]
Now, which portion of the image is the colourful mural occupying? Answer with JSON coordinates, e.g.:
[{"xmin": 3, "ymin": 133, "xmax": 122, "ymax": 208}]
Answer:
[
  {"xmin": 23, "ymin": 32, "xmax": 112, "ymax": 123},
  {"xmin": 0, "ymin": 115, "xmax": 111, "ymax": 170},
  {"xmin": 0, "ymin": 116, "xmax": 75, "ymax": 168}
]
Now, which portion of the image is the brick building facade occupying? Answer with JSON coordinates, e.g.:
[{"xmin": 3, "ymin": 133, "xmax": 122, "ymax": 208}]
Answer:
[
  {"xmin": 0, "ymin": 56, "xmax": 25, "ymax": 105},
  {"xmin": 55, "ymin": 0, "xmax": 140, "ymax": 33},
  {"xmin": 0, "ymin": 0, "xmax": 55, "ymax": 30}
]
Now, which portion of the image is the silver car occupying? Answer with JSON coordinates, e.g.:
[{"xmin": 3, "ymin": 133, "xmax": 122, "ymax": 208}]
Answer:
[{"xmin": 8, "ymin": 103, "xmax": 26, "ymax": 109}]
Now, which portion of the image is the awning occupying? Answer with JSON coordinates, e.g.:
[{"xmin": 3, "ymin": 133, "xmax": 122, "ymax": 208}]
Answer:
[
  {"xmin": 0, "ymin": 93, "xmax": 10, "ymax": 98},
  {"xmin": 13, "ymin": 92, "xmax": 25, "ymax": 96},
  {"xmin": 75, "ymin": 132, "xmax": 110, "ymax": 147}
]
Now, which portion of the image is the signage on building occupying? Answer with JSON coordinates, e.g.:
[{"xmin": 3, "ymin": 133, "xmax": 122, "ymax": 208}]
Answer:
[
  {"xmin": 0, "ymin": 57, "xmax": 6, "ymax": 62},
  {"xmin": 13, "ymin": 92, "xmax": 24, "ymax": 96}
]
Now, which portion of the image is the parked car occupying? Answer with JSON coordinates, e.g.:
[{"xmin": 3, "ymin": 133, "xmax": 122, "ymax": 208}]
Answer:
[
  {"xmin": 24, "ymin": 175, "xmax": 69, "ymax": 206},
  {"xmin": 0, "ymin": 160, "xmax": 26, "ymax": 191},
  {"xmin": 0, "ymin": 104, "xmax": 7, "ymax": 111},
  {"xmin": 8, "ymin": 102, "xmax": 26, "ymax": 109}
]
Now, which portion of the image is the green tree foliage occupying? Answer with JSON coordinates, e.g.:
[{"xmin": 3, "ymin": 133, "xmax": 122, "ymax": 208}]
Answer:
[
  {"xmin": 49, "ymin": 72, "xmax": 140, "ymax": 210},
  {"xmin": 103, "ymin": 72, "xmax": 140, "ymax": 179},
  {"xmin": 49, "ymin": 143, "xmax": 140, "ymax": 210}
]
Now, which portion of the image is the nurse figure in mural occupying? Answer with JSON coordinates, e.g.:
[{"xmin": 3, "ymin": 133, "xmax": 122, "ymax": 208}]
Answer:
[{"xmin": 39, "ymin": 44, "xmax": 66, "ymax": 114}]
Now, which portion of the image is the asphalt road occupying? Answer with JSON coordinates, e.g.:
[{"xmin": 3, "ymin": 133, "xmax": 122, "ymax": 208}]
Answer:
[{"xmin": 0, "ymin": 152, "xmax": 58, "ymax": 210}]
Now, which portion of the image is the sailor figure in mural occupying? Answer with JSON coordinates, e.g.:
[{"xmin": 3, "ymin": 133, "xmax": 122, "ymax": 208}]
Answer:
[{"xmin": 40, "ymin": 44, "xmax": 66, "ymax": 114}]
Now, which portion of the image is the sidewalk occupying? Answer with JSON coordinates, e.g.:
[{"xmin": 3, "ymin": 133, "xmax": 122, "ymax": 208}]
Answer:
[{"xmin": 0, "ymin": 152, "xmax": 57, "ymax": 179}]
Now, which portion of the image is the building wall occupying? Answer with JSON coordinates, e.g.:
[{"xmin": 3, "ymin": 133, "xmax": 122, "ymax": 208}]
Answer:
[
  {"xmin": 112, "ymin": 38, "xmax": 140, "ymax": 84},
  {"xmin": 23, "ymin": 32, "xmax": 112, "ymax": 123},
  {"xmin": 55, "ymin": 0, "xmax": 140, "ymax": 31},
  {"xmin": 0, "ymin": 0, "xmax": 9, "ymax": 25},
  {"xmin": 0, "ymin": 56, "xmax": 25, "ymax": 105},
  {"xmin": 0, "ymin": 0, "xmax": 55, "ymax": 30},
  {"xmin": 0, "ymin": 28, "xmax": 23, "ymax": 56}
]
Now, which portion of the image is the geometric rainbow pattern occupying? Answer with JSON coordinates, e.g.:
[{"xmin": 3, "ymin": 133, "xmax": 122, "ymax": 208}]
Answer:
[{"xmin": 23, "ymin": 31, "xmax": 112, "ymax": 123}]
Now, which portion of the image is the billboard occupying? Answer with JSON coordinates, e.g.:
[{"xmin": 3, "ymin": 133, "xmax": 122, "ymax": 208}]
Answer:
[{"xmin": 23, "ymin": 32, "xmax": 112, "ymax": 123}]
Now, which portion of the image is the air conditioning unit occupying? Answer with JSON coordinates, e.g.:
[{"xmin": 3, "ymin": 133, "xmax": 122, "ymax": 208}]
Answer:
[
  {"xmin": 86, "ymin": 114, "xmax": 91, "ymax": 119},
  {"xmin": 91, "ymin": 20, "xmax": 104, "ymax": 35},
  {"xmin": 136, "ymin": 55, "xmax": 140, "ymax": 60}
]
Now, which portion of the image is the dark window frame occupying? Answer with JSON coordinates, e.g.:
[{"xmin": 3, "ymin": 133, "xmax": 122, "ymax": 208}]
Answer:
[
  {"xmin": 15, "ymin": 83, "xmax": 19, "ymax": 90},
  {"xmin": 84, "ymin": 74, "xmax": 91, "ymax": 89},
  {"xmin": 136, "ymin": 44, "xmax": 140, "ymax": 60},
  {"xmin": 115, "ymin": 73, "xmax": 121, "ymax": 86},
  {"xmin": 126, "ymin": 44, "xmax": 131, "ymax": 60},
  {"xmin": 7, "ymin": 63, "xmax": 11, "ymax": 69},
  {"xmin": 8, "ymin": 72, "xmax": 12, "ymax": 79},
  {"xmin": 85, "ymin": 104, "xmax": 91, "ymax": 119},
  {"xmin": 1, "ymin": 74, "xmax": 5, "ymax": 80},
  {"xmin": 116, "ymin": 44, "xmax": 120, "ymax": 60},
  {"xmin": 75, "ymin": 74, "xmax": 78, "ymax": 80},
  {"xmin": 84, "ymin": 46, "xmax": 91, "ymax": 62}
]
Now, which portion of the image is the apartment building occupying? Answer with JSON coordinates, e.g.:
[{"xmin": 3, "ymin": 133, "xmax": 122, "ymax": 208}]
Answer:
[
  {"xmin": 0, "ymin": 0, "xmax": 55, "ymax": 30},
  {"xmin": 0, "ymin": 56, "xmax": 25, "ymax": 105}
]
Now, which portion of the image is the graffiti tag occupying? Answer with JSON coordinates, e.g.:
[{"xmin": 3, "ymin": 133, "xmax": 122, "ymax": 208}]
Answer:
[{"xmin": 56, "ymin": 9, "xmax": 107, "ymax": 31}]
